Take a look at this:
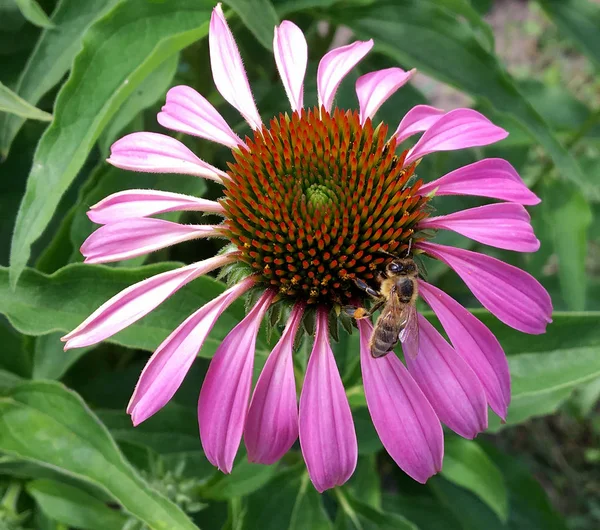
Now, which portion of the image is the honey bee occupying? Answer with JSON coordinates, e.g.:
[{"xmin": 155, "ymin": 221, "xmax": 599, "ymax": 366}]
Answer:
[{"xmin": 352, "ymin": 257, "xmax": 419, "ymax": 359}]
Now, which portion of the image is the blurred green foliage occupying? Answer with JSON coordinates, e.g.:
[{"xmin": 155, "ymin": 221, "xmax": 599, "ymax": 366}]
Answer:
[{"xmin": 0, "ymin": 0, "xmax": 599, "ymax": 529}]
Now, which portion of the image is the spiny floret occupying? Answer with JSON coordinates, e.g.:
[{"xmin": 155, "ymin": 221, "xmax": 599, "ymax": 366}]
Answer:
[{"xmin": 220, "ymin": 107, "xmax": 430, "ymax": 304}]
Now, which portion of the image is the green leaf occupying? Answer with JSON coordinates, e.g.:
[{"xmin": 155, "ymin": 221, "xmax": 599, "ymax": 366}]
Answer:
[
  {"xmin": 430, "ymin": 478, "xmax": 505, "ymax": 530},
  {"xmin": 435, "ymin": 0, "xmax": 495, "ymax": 50},
  {"xmin": 98, "ymin": 53, "xmax": 179, "ymax": 157},
  {"xmin": 98, "ymin": 404, "xmax": 204, "ymax": 455},
  {"xmin": 27, "ymin": 479, "xmax": 129, "ymax": 530},
  {"xmin": 289, "ymin": 474, "xmax": 333, "ymax": 530},
  {"xmin": 336, "ymin": 489, "xmax": 417, "ymax": 530},
  {"xmin": 0, "ymin": 381, "xmax": 199, "ymax": 530},
  {"xmin": 489, "ymin": 346, "xmax": 600, "ymax": 430},
  {"xmin": 441, "ymin": 437, "xmax": 508, "ymax": 522},
  {"xmin": 346, "ymin": 455, "xmax": 382, "ymax": 509},
  {"xmin": 0, "ymin": 0, "xmax": 121, "ymax": 157},
  {"xmin": 482, "ymin": 442, "xmax": 569, "ymax": 530},
  {"xmin": 33, "ymin": 332, "xmax": 92, "ymax": 380},
  {"xmin": 538, "ymin": 0, "xmax": 600, "ymax": 69},
  {"xmin": 199, "ymin": 460, "xmax": 277, "ymax": 500},
  {"xmin": 9, "ymin": 0, "xmax": 214, "ymax": 288},
  {"xmin": 240, "ymin": 466, "xmax": 304, "ymax": 530},
  {"xmin": 540, "ymin": 180, "xmax": 591, "ymax": 311},
  {"xmin": 382, "ymin": 492, "xmax": 463, "ymax": 530},
  {"xmin": 0, "ymin": 263, "xmax": 253, "ymax": 355},
  {"xmin": 0, "ymin": 320, "xmax": 31, "ymax": 377},
  {"xmin": 332, "ymin": 0, "xmax": 595, "ymax": 199},
  {"xmin": 224, "ymin": 0, "xmax": 279, "ymax": 50},
  {"xmin": 0, "ymin": 81, "xmax": 52, "ymax": 121},
  {"xmin": 14, "ymin": 0, "xmax": 54, "ymax": 28},
  {"xmin": 0, "ymin": 370, "xmax": 24, "ymax": 391}
]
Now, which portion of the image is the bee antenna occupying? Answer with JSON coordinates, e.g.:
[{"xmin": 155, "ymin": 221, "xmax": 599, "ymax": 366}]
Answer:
[{"xmin": 376, "ymin": 248, "xmax": 399, "ymax": 259}]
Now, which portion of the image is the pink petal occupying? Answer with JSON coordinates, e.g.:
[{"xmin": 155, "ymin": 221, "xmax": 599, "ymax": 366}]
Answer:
[
  {"xmin": 317, "ymin": 40, "xmax": 373, "ymax": 113},
  {"xmin": 392, "ymin": 105, "xmax": 445, "ymax": 146},
  {"xmin": 299, "ymin": 308, "xmax": 357, "ymax": 492},
  {"xmin": 88, "ymin": 189, "xmax": 224, "ymax": 225},
  {"xmin": 244, "ymin": 303, "xmax": 304, "ymax": 464},
  {"xmin": 358, "ymin": 319, "xmax": 443, "ymax": 483},
  {"xmin": 107, "ymin": 132, "xmax": 227, "ymax": 181},
  {"xmin": 128, "ymin": 276, "xmax": 254, "ymax": 425},
  {"xmin": 356, "ymin": 67, "xmax": 415, "ymax": 125},
  {"xmin": 157, "ymin": 85, "xmax": 244, "ymax": 150},
  {"xmin": 406, "ymin": 315, "xmax": 488, "ymax": 439},
  {"xmin": 209, "ymin": 4, "xmax": 262, "ymax": 130},
  {"xmin": 199, "ymin": 289, "xmax": 275, "ymax": 473},
  {"xmin": 404, "ymin": 109, "xmax": 508, "ymax": 166},
  {"xmin": 419, "ymin": 203, "xmax": 540, "ymax": 252},
  {"xmin": 81, "ymin": 218, "xmax": 218, "ymax": 264},
  {"xmin": 418, "ymin": 241, "xmax": 553, "ymax": 334},
  {"xmin": 419, "ymin": 280, "xmax": 510, "ymax": 420},
  {"xmin": 274, "ymin": 21, "xmax": 307, "ymax": 112},
  {"xmin": 62, "ymin": 253, "xmax": 237, "ymax": 350},
  {"xmin": 418, "ymin": 158, "xmax": 541, "ymax": 205}
]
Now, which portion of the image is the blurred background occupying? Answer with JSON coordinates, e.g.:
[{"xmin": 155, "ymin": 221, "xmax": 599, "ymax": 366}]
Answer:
[{"xmin": 0, "ymin": 0, "xmax": 598, "ymax": 529}]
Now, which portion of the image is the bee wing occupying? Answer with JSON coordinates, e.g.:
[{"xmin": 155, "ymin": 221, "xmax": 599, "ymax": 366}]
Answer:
[{"xmin": 399, "ymin": 303, "xmax": 419, "ymax": 360}]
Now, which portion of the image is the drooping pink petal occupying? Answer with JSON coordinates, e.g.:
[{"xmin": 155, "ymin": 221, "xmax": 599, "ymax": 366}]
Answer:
[
  {"xmin": 274, "ymin": 21, "xmax": 307, "ymax": 112},
  {"xmin": 62, "ymin": 253, "xmax": 238, "ymax": 350},
  {"xmin": 404, "ymin": 109, "xmax": 508, "ymax": 166},
  {"xmin": 245, "ymin": 303, "xmax": 304, "ymax": 464},
  {"xmin": 418, "ymin": 241, "xmax": 553, "ymax": 334},
  {"xmin": 299, "ymin": 308, "xmax": 357, "ymax": 492},
  {"xmin": 406, "ymin": 315, "xmax": 488, "ymax": 439},
  {"xmin": 418, "ymin": 158, "xmax": 540, "ymax": 205},
  {"xmin": 81, "ymin": 218, "xmax": 219, "ymax": 264},
  {"xmin": 356, "ymin": 67, "xmax": 415, "ymax": 125},
  {"xmin": 199, "ymin": 289, "xmax": 275, "ymax": 473},
  {"xmin": 88, "ymin": 190, "xmax": 225, "ymax": 225},
  {"xmin": 419, "ymin": 203, "xmax": 540, "ymax": 252},
  {"xmin": 392, "ymin": 105, "xmax": 445, "ymax": 146},
  {"xmin": 128, "ymin": 276, "xmax": 255, "ymax": 426},
  {"xmin": 209, "ymin": 4, "xmax": 262, "ymax": 130},
  {"xmin": 317, "ymin": 39, "xmax": 373, "ymax": 113},
  {"xmin": 107, "ymin": 132, "xmax": 227, "ymax": 181},
  {"xmin": 157, "ymin": 85, "xmax": 244, "ymax": 150},
  {"xmin": 419, "ymin": 280, "xmax": 510, "ymax": 420},
  {"xmin": 358, "ymin": 319, "xmax": 443, "ymax": 483}
]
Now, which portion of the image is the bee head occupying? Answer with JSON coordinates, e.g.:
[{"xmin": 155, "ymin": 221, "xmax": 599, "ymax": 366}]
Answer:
[{"xmin": 386, "ymin": 258, "xmax": 417, "ymax": 276}]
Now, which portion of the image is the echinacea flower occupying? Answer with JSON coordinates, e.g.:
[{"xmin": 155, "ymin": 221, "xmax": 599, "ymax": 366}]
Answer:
[{"xmin": 62, "ymin": 4, "xmax": 552, "ymax": 492}]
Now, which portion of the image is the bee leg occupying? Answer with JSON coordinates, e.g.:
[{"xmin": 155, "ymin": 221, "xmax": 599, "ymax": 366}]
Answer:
[
  {"xmin": 353, "ymin": 278, "xmax": 380, "ymax": 299},
  {"xmin": 345, "ymin": 298, "xmax": 386, "ymax": 320}
]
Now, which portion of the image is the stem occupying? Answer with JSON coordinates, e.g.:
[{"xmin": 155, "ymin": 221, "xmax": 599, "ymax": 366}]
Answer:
[{"xmin": 334, "ymin": 488, "xmax": 363, "ymax": 530}]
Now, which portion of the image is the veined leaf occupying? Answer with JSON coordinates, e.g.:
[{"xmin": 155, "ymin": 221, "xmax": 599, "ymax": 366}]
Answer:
[
  {"xmin": 540, "ymin": 180, "xmax": 591, "ymax": 311},
  {"xmin": 14, "ymin": 0, "xmax": 54, "ymax": 28},
  {"xmin": 0, "ymin": 381, "xmax": 199, "ymax": 530},
  {"xmin": 9, "ymin": 0, "xmax": 214, "ymax": 288},
  {"xmin": 0, "ymin": 0, "xmax": 121, "ymax": 157},
  {"xmin": 0, "ymin": 81, "xmax": 52, "ymax": 121},
  {"xmin": 488, "ymin": 346, "xmax": 600, "ymax": 430},
  {"xmin": 27, "ymin": 479, "xmax": 130, "ymax": 530},
  {"xmin": 331, "ymin": 0, "xmax": 595, "ymax": 199},
  {"xmin": 442, "ymin": 437, "xmax": 508, "ymax": 522},
  {"xmin": 224, "ymin": 0, "xmax": 279, "ymax": 50},
  {"xmin": 538, "ymin": 0, "xmax": 600, "ymax": 69},
  {"xmin": 97, "ymin": 53, "xmax": 179, "ymax": 157}
]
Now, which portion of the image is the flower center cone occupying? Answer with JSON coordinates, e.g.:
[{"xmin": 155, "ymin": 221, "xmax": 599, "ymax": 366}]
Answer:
[{"xmin": 221, "ymin": 107, "xmax": 430, "ymax": 305}]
